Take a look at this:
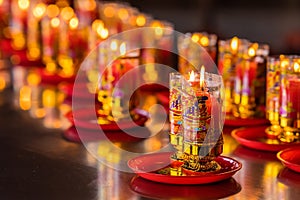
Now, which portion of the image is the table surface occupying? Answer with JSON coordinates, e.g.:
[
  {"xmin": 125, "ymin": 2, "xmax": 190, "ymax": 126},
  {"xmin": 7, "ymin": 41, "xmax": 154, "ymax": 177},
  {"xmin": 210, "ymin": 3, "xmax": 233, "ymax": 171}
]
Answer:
[{"xmin": 1, "ymin": 79, "xmax": 300, "ymax": 200}]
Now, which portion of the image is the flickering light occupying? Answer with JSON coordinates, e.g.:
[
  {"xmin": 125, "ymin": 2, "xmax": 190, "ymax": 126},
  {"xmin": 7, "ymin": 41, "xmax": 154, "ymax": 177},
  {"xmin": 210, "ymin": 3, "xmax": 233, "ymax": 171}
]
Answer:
[
  {"xmin": 188, "ymin": 70, "xmax": 196, "ymax": 82},
  {"xmin": 104, "ymin": 6, "xmax": 115, "ymax": 18},
  {"xmin": 42, "ymin": 89, "xmax": 56, "ymax": 107},
  {"xmin": 33, "ymin": 3, "xmax": 46, "ymax": 19},
  {"xmin": 19, "ymin": 86, "xmax": 32, "ymax": 110},
  {"xmin": 51, "ymin": 17, "xmax": 60, "ymax": 28},
  {"xmin": 230, "ymin": 36, "xmax": 239, "ymax": 53},
  {"xmin": 191, "ymin": 34, "xmax": 200, "ymax": 43},
  {"xmin": 92, "ymin": 19, "xmax": 104, "ymax": 31},
  {"xmin": 61, "ymin": 7, "xmax": 74, "ymax": 21},
  {"xmin": 200, "ymin": 36, "xmax": 209, "ymax": 47},
  {"xmin": 248, "ymin": 47, "xmax": 256, "ymax": 57},
  {"xmin": 136, "ymin": 15, "xmax": 146, "ymax": 26},
  {"xmin": 47, "ymin": 4, "xmax": 60, "ymax": 18},
  {"xmin": 200, "ymin": 65, "xmax": 205, "ymax": 90},
  {"xmin": 120, "ymin": 42, "xmax": 126, "ymax": 56},
  {"xmin": 110, "ymin": 40, "xmax": 118, "ymax": 51},
  {"xmin": 27, "ymin": 71, "xmax": 41, "ymax": 86},
  {"xmin": 18, "ymin": 0, "xmax": 29, "ymax": 10},
  {"xmin": 69, "ymin": 17, "xmax": 78, "ymax": 29},
  {"xmin": 118, "ymin": 8, "xmax": 129, "ymax": 21},
  {"xmin": 294, "ymin": 62, "xmax": 300, "ymax": 73},
  {"xmin": 98, "ymin": 28, "xmax": 109, "ymax": 39}
]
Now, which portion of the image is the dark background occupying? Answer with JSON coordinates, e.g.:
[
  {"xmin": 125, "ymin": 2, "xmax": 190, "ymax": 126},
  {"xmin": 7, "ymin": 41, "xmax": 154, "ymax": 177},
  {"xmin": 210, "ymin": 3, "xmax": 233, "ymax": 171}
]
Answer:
[{"xmin": 118, "ymin": 0, "xmax": 300, "ymax": 55}]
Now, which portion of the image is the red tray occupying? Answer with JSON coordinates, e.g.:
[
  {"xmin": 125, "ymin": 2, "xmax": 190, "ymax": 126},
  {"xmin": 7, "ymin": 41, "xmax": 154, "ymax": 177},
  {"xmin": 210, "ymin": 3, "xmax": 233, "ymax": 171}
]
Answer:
[
  {"xmin": 232, "ymin": 126, "xmax": 300, "ymax": 152},
  {"xmin": 128, "ymin": 152, "xmax": 242, "ymax": 185},
  {"xmin": 277, "ymin": 147, "xmax": 300, "ymax": 173}
]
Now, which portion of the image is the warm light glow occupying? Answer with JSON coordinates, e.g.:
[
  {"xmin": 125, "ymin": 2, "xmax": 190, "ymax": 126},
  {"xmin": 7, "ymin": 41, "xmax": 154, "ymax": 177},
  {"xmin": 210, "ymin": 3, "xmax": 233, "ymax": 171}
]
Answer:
[
  {"xmin": 98, "ymin": 28, "xmax": 109, "ymax": 39},
  {"xmin": 188, "ymin": 70, "xmax": 196, "ymax": 82},
  {"xmin": 43, "ymin": 89, "xmax": 56, "ymax": 107},
  {"xmin": 120, "ymin": 42, "xmax": 126, "ymax": 56},
  {"xmin": 0, "ymin": 77, "xmax": 5, "ymax": 91},
  {"xmin": 61, "ymin": 7, "xmax": 74, "ymax": 21},
  {"xmin": 18, "ymin": 0, "xmax": 29, "ymax": 10},
  {"xmin": 27, "ymin": 72, "xmax": 41, "ymax": 86},
  {"xmin": 69, "ymin": 17, "xmax": 78, "ymax": 29},
  {"xmin": 51, "ymin": 17, "xmax": 60, "ymax": 28},
  {"xmin": 46, "ymin": 62, "xmax": 57, "ymax": 73},
  {"xmin": 230, "ymin": 36, "xmax": 239, "ymax": 53},
  {"xmin": 47, "ymin": 4, "xmax": 60, "ymax": 18},
  {"xmin": 33, "ymin": 3, "xmax": 46, "ymax": 19},
  {"xmin": 118, "ymin": 8, "xmax": 129, "ymax": 21},
  {"xmin": 12, "ymin": 34, "xmax": 25, "ymax": 50},
  {"xmin": 200, "ymin": 36, "xmax": 209, "ymax": 47},
  {"xmin": 19, "ymin": 86, "xmax": 31, "ymax": 110},
  {"xmin": 293, "ymin": 62, "xmax": 300, "ymax": 72},
  {"xmin": 103, "ymin": 6, "xmax": 115, "ymax": 18},
  {"xmin": 28, "ymin": 47, "xmax": 41, "ymax": 60},
  {"xmin": 248, "ymin": 47, "xmax": 256, "ymax": 57},
  {"xmin": 151, "ymin": 21, "xmax": 163, "ymax": 37},
  {"xmin": 200, "ymin": 65, "xmax": 205, "ymax": 89},
  {"xmin": 191, "ymin": 34, "xmax": 200, "ymax": 43},
  {"xmin": 136, "ymin": 15, "xmax": 146, "ymax": 26},
  {"xmin": 92, "ymin": 19, "xmax": 104, "ymax": 31},
  {"xmin": 110, "ymin": 40, "xmax": 118, "ymax": 51},
  {"xmin": 0, "ymin": 0, "xmax": 3, "ymax": 6},
  {"xmin": 78, "ymin": 0, "xmax": 96, "ymax": 11}
]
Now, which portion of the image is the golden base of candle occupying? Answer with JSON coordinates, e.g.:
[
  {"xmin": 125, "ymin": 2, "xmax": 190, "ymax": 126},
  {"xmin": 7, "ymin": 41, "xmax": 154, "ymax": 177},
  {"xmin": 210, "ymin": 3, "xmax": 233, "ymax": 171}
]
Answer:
[
  {"xmin": 265, "ymin": 125, "xmax": 282, "ymax": 139},
  {"xmin": 278, "ymin": 127, "xmax": 300, "ymax": 143},
  {"xmin": 182, "ymin": 155, "xmax": 221, "ymax": 173}
]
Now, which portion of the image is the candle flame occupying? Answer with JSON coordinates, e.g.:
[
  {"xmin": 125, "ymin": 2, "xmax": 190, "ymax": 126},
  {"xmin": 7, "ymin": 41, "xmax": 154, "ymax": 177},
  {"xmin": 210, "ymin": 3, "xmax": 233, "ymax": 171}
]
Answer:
[
  {"xmin": 110, "ymin": 40, "xmax": 118, "ymax": 51},
  {"xmin": 136, "ymin": 15, "xmax": 146, "ymax": 26},
  {"xmin": 200, "ymin": 36, "xmax": 209, "ymax": 47},
  {"xmin": 120, "ymin": 42, "xmax": 126, "ymax": 56},
  {"xmin": 248, "ymin": 47, "xmax": 256, "ymax": 57},
  {"xmin": 69, "ymin": 17, "xmax": 79, "ymax": 30},
  {"xmin": 188, "ymin": 70, "xmax": 196, "ymax": 82},
  {"xmin": 33, "ymin": 3, "xmax": 46, "ymax": 19},
  {"xmin": 18, "ymin": 0, "xmax": 29, "ymax": 10},
  {"xmin": 200, "ymin": 65, "xmax": 205, "ymax": 90},
  {"xmin": 191, "ymin": 34, "xmax": 200, "ymax": 43},
  {"xmin": 230, "ymin": 36, "xmax": 239, "ymax": 53},
  {"xmin": 294, "ymin": 62, "xmax": 300, "ymax": 73}
]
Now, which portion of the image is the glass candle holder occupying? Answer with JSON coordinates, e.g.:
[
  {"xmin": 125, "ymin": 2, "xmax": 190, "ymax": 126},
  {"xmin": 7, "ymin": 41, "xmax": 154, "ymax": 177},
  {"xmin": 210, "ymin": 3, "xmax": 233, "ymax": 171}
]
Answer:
[
  {"xmin": 181, "ymin": 69, "xmax": 223, "ymax": 173},
  {"xmin": 266, "ymin": 55, "xmax": 300, "ymax": 142},
  {"xmin": 169, "ymin": 72, "xmax": 183, "ymax": 163}
]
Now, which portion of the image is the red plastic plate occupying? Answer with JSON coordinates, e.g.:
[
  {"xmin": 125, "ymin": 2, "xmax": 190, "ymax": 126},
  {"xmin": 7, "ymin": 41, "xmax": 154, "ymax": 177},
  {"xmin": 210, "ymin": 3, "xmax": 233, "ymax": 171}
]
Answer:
[
  {"xmin": 232, "ymin": 126, "xmax": 300, "ymax": 152},
  {"xmin": 277, "ymin": 147, "xmax": 300, "ymax": 173},
  {"xmin": 128, "ymin": 152, "xmax": 242, "ymax": 185}
]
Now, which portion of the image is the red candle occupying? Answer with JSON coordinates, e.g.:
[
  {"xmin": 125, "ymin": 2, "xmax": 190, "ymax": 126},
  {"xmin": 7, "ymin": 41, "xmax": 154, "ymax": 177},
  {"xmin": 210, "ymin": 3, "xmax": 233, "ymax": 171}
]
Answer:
[{"xmin": 288, "ymin": 78, "xmax": 300, "ymax": 119}]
